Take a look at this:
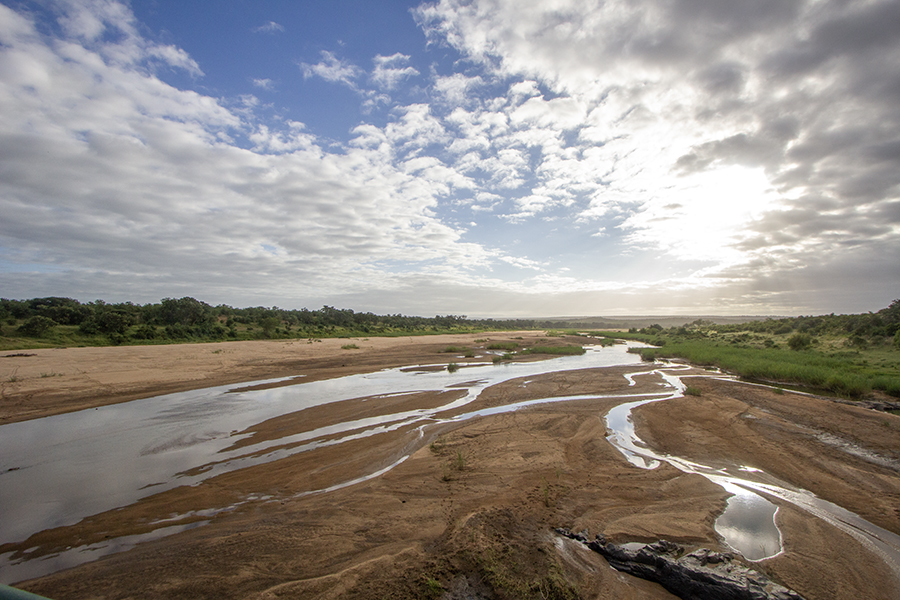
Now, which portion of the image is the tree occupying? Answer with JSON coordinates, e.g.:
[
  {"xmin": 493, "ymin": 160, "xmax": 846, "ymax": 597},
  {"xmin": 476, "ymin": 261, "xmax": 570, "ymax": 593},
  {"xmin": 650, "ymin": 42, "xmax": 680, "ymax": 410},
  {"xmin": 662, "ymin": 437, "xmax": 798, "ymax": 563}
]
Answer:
[
  {"xmin": 259, "ymin": 316, "xmax": 280, "ymax": 338},
  {"xmin": 155, "ymin": 297, "xmax": 213, "ymax": 327},
  {"xmin": 18, "ymin": 315, "xmax": 57, "ymax": 337},
  {"xmin": 95, "ymin": 310, "xmax": 133, "ymax": 335}
]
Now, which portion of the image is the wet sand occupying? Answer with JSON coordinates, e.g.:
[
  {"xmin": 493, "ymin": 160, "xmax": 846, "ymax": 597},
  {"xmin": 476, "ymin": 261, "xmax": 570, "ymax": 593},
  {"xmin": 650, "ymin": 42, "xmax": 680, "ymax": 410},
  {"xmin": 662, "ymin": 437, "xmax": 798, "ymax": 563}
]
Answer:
[{"xmin": 2, "ymin": 335, "xmax": 900, "ymax": 599}]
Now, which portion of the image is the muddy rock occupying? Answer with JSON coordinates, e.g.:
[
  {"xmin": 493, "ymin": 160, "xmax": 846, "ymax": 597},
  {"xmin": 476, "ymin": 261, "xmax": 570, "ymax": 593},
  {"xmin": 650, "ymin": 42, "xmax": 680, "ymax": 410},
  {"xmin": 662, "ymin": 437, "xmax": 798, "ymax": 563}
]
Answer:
[{"xmin": 555, "ymin": 528, "xmax": 805, "ymax": 600}]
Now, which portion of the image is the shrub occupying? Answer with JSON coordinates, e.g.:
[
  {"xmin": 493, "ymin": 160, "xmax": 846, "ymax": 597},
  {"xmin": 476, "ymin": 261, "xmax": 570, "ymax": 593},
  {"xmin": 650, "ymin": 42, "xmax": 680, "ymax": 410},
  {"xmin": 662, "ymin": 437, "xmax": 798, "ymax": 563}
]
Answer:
[
  {"xmin": 447, "ymin": 362, "xmax": 460, "ymax": 373},
  {"xmin": 487, "ymin": 342, "xmax": 518, "ymax": 351},
  {"xmin": 131, "ymin": 324, "xmax": 158, "ymax": 340},
  {"xmin": 18, "ymin": 315, "xmax": 57, "ymax": 337},
  {"xmin": 95, "ymin": 310, "xmax": 133, "ymax": 335},
  {"xmin": 520, "ymin": 345, "xmax": 586, "ymax": 356},
  {"xmin": 684, "ymin": 385, "xmax": 702, "ymax": 396},
  {"xmin": 787, "ymin": 333, "xmax": 813, "ymax": 350}
]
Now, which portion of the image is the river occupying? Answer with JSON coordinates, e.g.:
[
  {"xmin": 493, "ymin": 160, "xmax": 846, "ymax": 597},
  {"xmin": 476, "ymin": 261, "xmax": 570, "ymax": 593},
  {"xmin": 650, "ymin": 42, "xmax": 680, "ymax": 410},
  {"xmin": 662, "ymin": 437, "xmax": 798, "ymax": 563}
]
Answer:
[{"xmin": 1, "ymin": 342, "xmax": 898, "ymax": 586}]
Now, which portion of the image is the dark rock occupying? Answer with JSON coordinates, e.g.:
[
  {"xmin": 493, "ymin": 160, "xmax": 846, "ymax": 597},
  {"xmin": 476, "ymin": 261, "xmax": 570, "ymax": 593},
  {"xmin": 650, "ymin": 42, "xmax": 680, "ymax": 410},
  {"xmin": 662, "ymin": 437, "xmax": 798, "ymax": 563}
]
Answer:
[{"xmin": 555, "ymin": 529, "xmax": 805, "ymax": 600}]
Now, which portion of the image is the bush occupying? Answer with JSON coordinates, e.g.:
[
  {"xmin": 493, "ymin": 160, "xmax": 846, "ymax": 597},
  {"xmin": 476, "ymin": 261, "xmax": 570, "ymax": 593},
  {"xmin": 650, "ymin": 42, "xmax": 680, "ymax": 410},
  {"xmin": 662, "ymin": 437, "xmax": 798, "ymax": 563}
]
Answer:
[
  {"xmin": 259, "ymin": 316, "xmax": 280, "ymax": 338},
  {"xmin": 787, "ymin": 333, "xmax": 813, "ymax": 350},
  {"xmin": 95, "ymin": 310, "xmax": 133, "ymax": 335},
  {"xmin": 18, "ymin": 315, "xmax": 57, "ymax": 337},
  {"xmin": 487, "ymin": 342, "xmax": 518, "ymax": 351},
  {"xmin": 107, "ymin": 332, "xmax": 127, "ymax": 345},
  {"xmin": 520, "ymin": 345, "xmax": 586, "ymax": 356},
  {"xmin": 131, "ymin": 324, "xmax": 158, "ymax": 340}
]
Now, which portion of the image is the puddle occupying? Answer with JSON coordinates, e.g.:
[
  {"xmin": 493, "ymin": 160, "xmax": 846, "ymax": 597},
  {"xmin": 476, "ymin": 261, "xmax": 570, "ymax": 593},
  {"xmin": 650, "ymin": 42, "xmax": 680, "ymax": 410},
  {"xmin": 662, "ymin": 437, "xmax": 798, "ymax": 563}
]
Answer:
[{"xmin": 713, "ymin": 482, "xmax": 781, "ymax": 560}]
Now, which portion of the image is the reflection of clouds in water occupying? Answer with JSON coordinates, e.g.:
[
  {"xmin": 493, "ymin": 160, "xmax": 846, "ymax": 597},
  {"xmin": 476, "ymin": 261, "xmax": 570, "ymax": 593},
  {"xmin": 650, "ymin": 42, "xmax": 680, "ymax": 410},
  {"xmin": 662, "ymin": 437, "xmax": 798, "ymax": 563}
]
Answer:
[{"xmin": 715, "ymin": 482, "xmax": 781, "ymax": 561}]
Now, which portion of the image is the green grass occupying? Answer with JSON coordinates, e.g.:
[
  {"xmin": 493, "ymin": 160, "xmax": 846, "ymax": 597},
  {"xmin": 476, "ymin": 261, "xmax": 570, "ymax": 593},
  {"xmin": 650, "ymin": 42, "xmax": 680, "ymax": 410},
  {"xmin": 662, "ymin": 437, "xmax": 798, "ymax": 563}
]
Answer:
[
  {"xmin": 519, "ymin": 345, "xmax": 586, "ymax": 356},
  {"xmin": 486, "ymin": 342, "xmax": 519, "ymax": 351},
  {"xmin": 442, "ymin": 345, "xmax": 468, "ymax": 353},
  {"xmin": 340, "ymin": 343, "xmax": 359, "ymax": 350},
  {"xmin": 609, "ymin": 333, "xmax": 900, "ymax": 399}
]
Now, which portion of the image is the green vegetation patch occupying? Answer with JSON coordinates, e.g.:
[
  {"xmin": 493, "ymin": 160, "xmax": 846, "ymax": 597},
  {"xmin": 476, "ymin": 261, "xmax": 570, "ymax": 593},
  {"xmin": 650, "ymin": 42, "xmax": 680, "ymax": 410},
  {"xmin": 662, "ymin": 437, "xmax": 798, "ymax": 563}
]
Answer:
[
  {"xmin": 603, "ymin": 300, "xmax": 900, "ymax": 399},
  {"xmin": 486, "ymin": 341, "xmax": 519, "ymax": 351},
  {"xmin": 520, "ymin": 345, "xmax": 586, "ymax": 356}
]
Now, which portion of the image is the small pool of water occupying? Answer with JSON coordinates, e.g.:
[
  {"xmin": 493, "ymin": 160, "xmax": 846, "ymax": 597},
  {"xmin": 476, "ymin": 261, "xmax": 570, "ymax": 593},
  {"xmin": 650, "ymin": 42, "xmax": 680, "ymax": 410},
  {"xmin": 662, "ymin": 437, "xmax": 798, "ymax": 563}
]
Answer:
[{"xmin": 714, "ymin": 482, "xmax": 781, "ymax": 561}]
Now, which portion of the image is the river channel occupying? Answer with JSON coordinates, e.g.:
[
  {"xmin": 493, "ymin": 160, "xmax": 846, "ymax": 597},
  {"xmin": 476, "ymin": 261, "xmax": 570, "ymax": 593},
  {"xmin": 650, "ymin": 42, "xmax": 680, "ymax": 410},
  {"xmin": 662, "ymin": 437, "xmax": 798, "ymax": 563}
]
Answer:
[{"xmin": 1, "ymin": 342, "xmax": 899, "ymax": 586}]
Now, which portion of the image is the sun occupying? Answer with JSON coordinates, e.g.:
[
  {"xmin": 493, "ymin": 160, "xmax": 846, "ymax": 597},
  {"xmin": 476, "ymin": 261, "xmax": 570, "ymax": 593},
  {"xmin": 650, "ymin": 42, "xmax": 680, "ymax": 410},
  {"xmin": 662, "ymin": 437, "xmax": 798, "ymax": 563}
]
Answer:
[{"xmin": 624, "ymin": 165, "xmax": 777, "ymax": 265}]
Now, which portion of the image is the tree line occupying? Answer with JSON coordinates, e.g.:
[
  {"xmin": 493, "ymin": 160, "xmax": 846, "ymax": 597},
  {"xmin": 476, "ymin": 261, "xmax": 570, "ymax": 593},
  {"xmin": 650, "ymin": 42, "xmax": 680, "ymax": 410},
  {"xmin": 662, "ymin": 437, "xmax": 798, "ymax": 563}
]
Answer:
[
  {"xmin": 628, "ymin": 299, "xmax": 900, "ymax": 350},
  {"xmin": 0, "ymin": 296, "xmax": 560, "ymax": 344}
]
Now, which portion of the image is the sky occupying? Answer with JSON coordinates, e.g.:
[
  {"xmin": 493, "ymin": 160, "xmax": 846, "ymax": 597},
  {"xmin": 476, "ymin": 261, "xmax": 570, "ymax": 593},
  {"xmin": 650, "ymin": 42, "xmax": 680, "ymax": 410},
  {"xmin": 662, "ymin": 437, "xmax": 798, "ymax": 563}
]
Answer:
[{"xmin": 0, "ymin": 0, "xmax": 898, "ymax": 318}]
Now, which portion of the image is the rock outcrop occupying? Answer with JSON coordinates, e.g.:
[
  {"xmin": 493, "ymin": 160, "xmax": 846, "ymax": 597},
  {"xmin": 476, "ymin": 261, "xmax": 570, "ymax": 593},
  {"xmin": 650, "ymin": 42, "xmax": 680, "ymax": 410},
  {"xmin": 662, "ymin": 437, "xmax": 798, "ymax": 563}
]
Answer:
[{"xmin": 555, "ymin": 528, "xmax": 805, "ymax": 600}]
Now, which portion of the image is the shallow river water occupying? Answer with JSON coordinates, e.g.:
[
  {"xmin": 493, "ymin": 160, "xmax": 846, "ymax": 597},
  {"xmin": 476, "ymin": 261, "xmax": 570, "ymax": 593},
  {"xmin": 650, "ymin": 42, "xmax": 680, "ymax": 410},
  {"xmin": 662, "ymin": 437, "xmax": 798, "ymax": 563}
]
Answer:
[{"xmin": 1, "ymin": 343, "xmax": 899, "ymax": 585}]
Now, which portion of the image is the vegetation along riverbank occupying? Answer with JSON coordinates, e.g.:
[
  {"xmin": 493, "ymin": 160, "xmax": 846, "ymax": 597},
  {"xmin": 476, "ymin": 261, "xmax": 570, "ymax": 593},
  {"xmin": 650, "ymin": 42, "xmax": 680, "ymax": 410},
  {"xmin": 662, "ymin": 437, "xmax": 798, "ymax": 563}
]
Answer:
[
  {"xmin": 600, "ymin": 299, "xmax": 900, "ymax": 402},
  {"xmin": 3, "ymin": 296, "xmax": 899, "ymax": 404}
]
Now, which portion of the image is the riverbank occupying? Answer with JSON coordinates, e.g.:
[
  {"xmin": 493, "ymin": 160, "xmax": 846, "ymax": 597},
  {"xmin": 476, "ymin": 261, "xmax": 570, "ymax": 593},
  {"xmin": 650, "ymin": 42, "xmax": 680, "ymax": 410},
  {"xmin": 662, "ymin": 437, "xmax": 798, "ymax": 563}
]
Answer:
[
  {"xmin": 0, "ymin": 332, "xmax": 548, "ymax": 424},
  {"xmin": 3, "ymin": 336, "xmax": 900, "ymax": 599}
]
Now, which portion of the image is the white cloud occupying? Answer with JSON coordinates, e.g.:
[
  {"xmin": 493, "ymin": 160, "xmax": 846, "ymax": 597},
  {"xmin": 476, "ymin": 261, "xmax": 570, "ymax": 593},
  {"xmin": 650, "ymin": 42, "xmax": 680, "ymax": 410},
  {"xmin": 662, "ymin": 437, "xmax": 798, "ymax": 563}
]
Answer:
[
  {"xmin": 252, "ymin": 21, "xmax": 284, "ymax": 34},
  {"xmin": 433, "ymin": 73, "xmax": 484, "ymax": 106},
  {"xmin": 0, "ymin": 3, "xmax": 499, "ymax": 310},
  {"xmin": 371, "ymin": 53, "xmax": 419, "ymax": 90},
  {"xmin": 3, "ymin": 0, "xmax": 899, "ymax": 316},
  {"xmin": 300, "ymin": 51, "xmax": 362, "ymax": 88},
  {"xmin": 146, "ymin": 44, "xmax": 203, "ymax": 77}
]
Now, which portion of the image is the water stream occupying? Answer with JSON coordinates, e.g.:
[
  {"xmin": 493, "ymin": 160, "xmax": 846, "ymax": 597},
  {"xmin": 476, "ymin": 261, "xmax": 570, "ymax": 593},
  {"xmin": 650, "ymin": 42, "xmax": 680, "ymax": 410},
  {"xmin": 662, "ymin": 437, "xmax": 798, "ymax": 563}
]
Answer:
[
  {"xmin": 604, "ymin": 364, "xmax": 900, "ymax": 575},
  {"xmin": 1, "ymin": 345, "xmax": 899, "ymax": 585}
]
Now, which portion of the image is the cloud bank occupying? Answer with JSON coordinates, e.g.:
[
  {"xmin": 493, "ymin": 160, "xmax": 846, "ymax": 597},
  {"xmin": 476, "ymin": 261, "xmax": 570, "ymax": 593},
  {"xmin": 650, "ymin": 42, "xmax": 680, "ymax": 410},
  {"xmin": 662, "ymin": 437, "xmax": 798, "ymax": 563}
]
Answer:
[{"xmin": 1, "ymin": 0, "xmax": 898, "ymax": 316}]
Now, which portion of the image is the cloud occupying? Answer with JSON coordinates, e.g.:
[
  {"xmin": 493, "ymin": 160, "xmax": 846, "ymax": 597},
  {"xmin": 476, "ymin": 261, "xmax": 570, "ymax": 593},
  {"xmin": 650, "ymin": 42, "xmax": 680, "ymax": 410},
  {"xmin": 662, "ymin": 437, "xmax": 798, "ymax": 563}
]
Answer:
[
  {"xmin": 299, "ymin": 51, "xmax": 362, "ymax": 88},
  {"xmin": 433, "ymin": 73, "xmax": 484, "ymax": 106},
  {"xmin": 411, "ymin": 0, "xmax": 900, "ymax": 312},
  {"xmin": 370, "ymin": 53, "xmax": 419, "ymax": 90},
  {"xmin": 0, "ymin": 2, "xmax": 499, "ymax": 311},
  {"xmin": 3, "ymin": 0, "xmax": 899, "ymax": 316},
  {"xmin": 252, "ymin": 21, "xmax": 284, "ymax": 34}
]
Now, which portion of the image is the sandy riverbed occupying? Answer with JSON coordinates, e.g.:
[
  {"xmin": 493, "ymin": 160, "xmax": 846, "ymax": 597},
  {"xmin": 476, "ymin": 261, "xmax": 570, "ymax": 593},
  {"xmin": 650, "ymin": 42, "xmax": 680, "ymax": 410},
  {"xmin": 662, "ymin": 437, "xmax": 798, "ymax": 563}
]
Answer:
[{"xmin": 2, "ymin": 334, "xmax": 900, "ymax": 599}]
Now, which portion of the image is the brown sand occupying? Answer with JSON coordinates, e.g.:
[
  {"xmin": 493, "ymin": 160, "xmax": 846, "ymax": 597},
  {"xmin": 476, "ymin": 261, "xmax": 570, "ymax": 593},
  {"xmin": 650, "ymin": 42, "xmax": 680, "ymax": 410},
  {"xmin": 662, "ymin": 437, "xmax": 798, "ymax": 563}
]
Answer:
[{"xmin": 2, "ymin": 335, "xmax": 899, "ymax": 600}]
